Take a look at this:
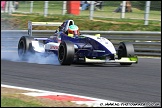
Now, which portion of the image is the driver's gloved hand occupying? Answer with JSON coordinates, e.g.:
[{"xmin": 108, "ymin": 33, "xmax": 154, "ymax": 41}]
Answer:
[
  {"xmin": 54, "ymin": 30, "xmax": 58, "ymax": 33},
  {"xmin": 59, "ymin": 26, "xmax": 63, "ymax": 31}
]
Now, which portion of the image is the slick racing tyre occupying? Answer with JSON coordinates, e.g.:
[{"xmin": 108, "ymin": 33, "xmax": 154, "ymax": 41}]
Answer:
[
  {"xmin": 58, "ymin": 41, "xmax": 74, "ymax": 65},
  {"xmin": 118, "ymin": 42, "xmax": 135, "ymax": 65},
  {"xmin": 18, "ymin": 36, "xmax": 35, "ymax": 61}
]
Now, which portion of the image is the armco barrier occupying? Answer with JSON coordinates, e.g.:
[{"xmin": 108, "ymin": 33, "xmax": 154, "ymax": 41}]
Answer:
[{"xmin": 1, "ymin": 30, "xmax": 161, "ymax": 57}]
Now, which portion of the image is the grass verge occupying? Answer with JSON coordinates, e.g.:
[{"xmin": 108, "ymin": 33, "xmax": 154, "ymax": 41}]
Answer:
[
  {"xmin": 1, "ymin": 87, "xmax": 88, "ymax": 107},
  {"xmin": 1, "ymin": 13, "xmax": 161, "ymax": 31}
]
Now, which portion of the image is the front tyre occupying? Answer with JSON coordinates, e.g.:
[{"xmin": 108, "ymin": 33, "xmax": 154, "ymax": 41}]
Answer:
[
  {"xmin": 118, "ymin": 42, "xmax": 135, "ymax": 65},
  {"xmin": 58, "ymin": 41, "xmax": 74, "ymax": 65}
]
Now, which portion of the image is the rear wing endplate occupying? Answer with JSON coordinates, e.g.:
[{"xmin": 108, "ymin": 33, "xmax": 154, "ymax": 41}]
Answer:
[{"xmin": 28, "ymin": 21, "xmax": 62, "ymax": 36}]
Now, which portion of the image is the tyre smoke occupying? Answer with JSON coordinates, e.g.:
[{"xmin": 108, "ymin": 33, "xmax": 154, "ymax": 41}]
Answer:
[
  {"xmin": 1, "ymin": 32, "xmax": 60, "ymax": 65},
  {"xmin": 1, "ymin": 51, "xmax": 60, "ymax": 65}
]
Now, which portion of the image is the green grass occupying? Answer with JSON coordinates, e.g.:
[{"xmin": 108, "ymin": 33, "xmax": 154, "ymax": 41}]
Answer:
[
  {"xmin": 1, "ymin": 96, "xmax": 43, "ymax": 107},
  {"xmin": 1, "ymin": 88, "xmax": 88, "ymax": 107},
  {"xmin": 1, "ymin": 13, "xmax": 160, "ymax": 31}
]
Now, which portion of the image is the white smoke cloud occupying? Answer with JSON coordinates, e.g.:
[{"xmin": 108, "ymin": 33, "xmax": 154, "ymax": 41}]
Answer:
[
  {"xmin": 1, "ymin": 30, "xmax": 60, "ymax": 65},
  {"xmin": 1, "ymin": 51, "xmax": 20, "ymax": 61},
  {"xmin": 27, "ymin": 52, "xmax": 60, "ymax": 65},
  {"xmin": 1, "ymin": 51, "xmax": 60, "ymax": 65}
]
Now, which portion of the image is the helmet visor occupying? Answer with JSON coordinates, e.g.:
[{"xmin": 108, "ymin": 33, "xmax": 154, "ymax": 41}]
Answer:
[
  {"xmin": 73, "ymin": 30, "xmax": 78, "ymax": 35},
  {"xmin": 68, "ymin": 25, "xmax": 79, "ymax": 35}
]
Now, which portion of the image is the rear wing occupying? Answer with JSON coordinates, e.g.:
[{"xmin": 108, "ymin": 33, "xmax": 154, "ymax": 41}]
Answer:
[{"xmin": 28, "ymin": 21, "xmax": 62, "ymax": 36}]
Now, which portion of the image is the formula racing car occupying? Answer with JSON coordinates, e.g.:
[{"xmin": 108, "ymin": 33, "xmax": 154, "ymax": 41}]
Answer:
[{"xmin": 18, "ymin": 20, "xmax": 138, "ymax": 65}]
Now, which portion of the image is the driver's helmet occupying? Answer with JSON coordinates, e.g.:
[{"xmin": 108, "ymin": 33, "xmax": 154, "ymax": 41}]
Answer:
[{"xmin": 67, "ymin": 25, "xmax": 79, "ymax": 37}]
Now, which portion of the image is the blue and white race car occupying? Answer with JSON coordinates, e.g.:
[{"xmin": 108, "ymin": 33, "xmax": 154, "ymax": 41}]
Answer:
[{"xmin": 18, "ymin": 19, "xmax": 138, "ymax": 65}]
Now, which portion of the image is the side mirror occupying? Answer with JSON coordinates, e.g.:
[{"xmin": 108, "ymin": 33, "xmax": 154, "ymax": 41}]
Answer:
[{"xmin": 95, "ymin": 34, "xmax": 100, "ymax": 37}]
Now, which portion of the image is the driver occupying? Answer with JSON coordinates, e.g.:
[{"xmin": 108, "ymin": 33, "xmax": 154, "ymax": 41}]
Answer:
[{"xmin": 67, "ymin": 25, "xmax": 80, "ymax": 37}]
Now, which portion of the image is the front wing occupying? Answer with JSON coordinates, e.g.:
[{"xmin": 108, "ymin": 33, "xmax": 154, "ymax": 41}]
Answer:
[{"xmin": 85, "ymin": 56, "xmax": 138, "ymax": 64}]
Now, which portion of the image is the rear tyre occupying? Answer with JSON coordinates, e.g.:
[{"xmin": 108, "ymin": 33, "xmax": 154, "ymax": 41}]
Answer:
[
  {"xmin": 118, "ymin": 42, "xmax": 135, "ymax": 65},
  {"xmin": 58, "ymin": 41, "xmax": 74, "ymax": 65},
  {"xmin": 18, "ymin": 36, "xmax": 35, "ymax": 61}
]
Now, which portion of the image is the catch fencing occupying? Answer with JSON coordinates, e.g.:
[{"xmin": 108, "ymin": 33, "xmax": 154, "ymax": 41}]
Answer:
[
  {"xmin": 1, "ymin": 30, "xmax": 161, "ymax": 57},
  {"xmin": 1, "ymin": 1, "xmax": 161, "ymax": 25}
]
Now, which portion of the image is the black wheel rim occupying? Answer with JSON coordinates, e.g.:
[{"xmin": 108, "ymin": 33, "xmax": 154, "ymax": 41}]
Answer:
[
  {"xmin": 59, "ymin": 45, "xmax": 65, "ymax": 62},
  {"xmin": 118, "ymin": 45, "xmax": 125, "ymax": 59},
  {"xmin": 18, "ymin": 40, "xmax": 25, "ymax": 56}
]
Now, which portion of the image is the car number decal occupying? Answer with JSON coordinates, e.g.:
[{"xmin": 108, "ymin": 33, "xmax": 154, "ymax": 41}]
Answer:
[{"xmin": 50, "ymin": 46, "xmax": 59, "ymax": 50}]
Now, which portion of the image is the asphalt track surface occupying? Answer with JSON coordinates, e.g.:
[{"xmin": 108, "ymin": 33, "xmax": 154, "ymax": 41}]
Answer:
[{"xmin": 1, "ymin": 31, "xmax": 161, "ymax": 103}]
